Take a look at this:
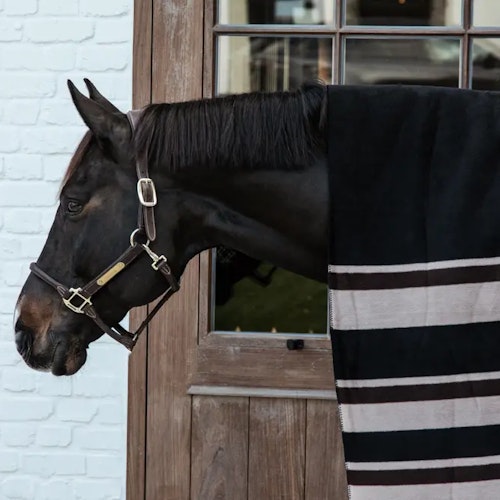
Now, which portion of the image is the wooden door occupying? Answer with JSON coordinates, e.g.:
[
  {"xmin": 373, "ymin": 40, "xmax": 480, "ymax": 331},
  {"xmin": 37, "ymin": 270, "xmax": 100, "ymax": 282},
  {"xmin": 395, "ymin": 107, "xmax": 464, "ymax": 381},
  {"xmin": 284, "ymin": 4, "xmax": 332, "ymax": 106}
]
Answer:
[{"xmin": 127, "ymin": 1, "xmax": 347, "ymax": 498}]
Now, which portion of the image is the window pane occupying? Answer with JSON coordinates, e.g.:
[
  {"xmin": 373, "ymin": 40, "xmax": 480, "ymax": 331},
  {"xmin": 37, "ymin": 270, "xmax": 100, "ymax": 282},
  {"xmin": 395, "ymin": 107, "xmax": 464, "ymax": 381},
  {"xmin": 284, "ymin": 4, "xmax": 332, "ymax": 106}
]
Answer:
[
  {"xmin": 344, "ymin": 38, "xmax": 460, "ymax": 87},
  {"xmin": 471, "ymin": 38, "xmax": 500, "ymax": 90},
  {"xmin": 217, "ymin": 36, "xmax": 332, "ymax": 94},
  {"xmin": 214, "ymin": 35, "xmax": 330, "ymax": 334},
  {"xmin": 218, "ymin": 0, "xmax": 335, "ymax": 25},
  {"xmin": 344, "ymin": 0, "xmax": 463, "ymax": 26},
  {"xmin": 473, "ymin": 0, "xmax": 500, "ymax": 27}
]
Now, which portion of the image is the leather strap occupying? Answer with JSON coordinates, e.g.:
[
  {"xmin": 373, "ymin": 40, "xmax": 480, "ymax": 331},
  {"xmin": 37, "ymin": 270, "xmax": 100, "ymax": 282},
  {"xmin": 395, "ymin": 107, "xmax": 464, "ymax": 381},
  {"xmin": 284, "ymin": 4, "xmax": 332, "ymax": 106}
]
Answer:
[{"xmin": 128, "ymin": 110, "xmax": 157, "ymax": 241}]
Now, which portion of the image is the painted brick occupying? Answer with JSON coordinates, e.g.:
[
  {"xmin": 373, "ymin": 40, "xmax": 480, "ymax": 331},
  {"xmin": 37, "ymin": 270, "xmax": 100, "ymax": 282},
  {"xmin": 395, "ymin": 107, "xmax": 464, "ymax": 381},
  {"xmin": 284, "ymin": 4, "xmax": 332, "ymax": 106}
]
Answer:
[
  {"xmin": 38, "ymin": 0, "xmax": 78, "ymax": 16},
  {"xmin": 1, "ymin": 262, "xmax": 28, "ymax": 287},
  {"xmin": 73, "ymin": 428, "xmax": 122, "ymax": 451},
  {"xmin": 4, "ymin": 210, "xmax": 43, "ymax": 234},
  {"xmin": 21, "ymin": 126, "xmax": 84, "ymax": 154},
  {"xmin": 76, "ymin": 46, "xmax": 129, "ymax": 72},
  {"xmin": 72, "ymin": 376, "xmax": 123, "ymax": 397},
  {"xmin": 86, "ymin": 455, "xmax": 124, "ymax": 478},
  {"xmin": 0, "ymin": 343, "xmax": 21, "ymax": 366},
  {"xmin": 1, "ymin": 476, "xmax": 36, "ymax": 499},
  {"xmin": 57, "ymin": 399, "xmax": 99, "ymax": 423},
  {"xmin": 37, "ymin": 375, "xmax": 72, "ymax": 397},
  {"xmin": 0, "ymin": 181, "xmax": 58, "ymax": 206},
  {"xmin": 25, "ymin": 19, "xmax": 94, "ymax": 43},
  {"xmin": 80, "ymin": 0, "xmax": 129, "ymax": 17},
  {"xmin": 4, "ymin": 155, "xmax": 43, "ymax": 180},
  {"xmin": 74, "ymin": 479, "xmax": 122, "ymax": 500},
  {"xmin": 22, "ymin": 453, "xmax": 85, "ymax": 477},
  {"xmin": 0, "ymin": 127, "xmax": 21, "ymax": 153},
  {"xmin": 42, "ymin": 154, "xmax": 71, "ymax": 181},
  {"xmin": 2, "ymin": 368, "xmax": 37, "ymax": 392},
  {"xmin": 40, "ymin": 100, "xmax": 82, "ymax": 126},
  {"xmin": 20, "ymin": 235, "xmax": 50, "ymax": 259},
  {"xmin": 0, "ymin": 73, "xmax": 56, "ymax": 98},
  {"xmin": 4, "ymin": 0, "xmax": 38, "ymax": 16},
  {"xmin": 0, "ymin": 20, "xmax": 23, "ymax": 41},
  {"xmin": 0, "ymin": 4, "xmax": 132, "ymax": 498},
  {"xmin": 56, "ymin": 73, "xmax": 131, "ymax": 100},
  {"xmin": 36, "ymin": 426, "xmax": 72, "ymax": 447},
  {"xmin": 4, "ymin": 100, "xmax": 41, "ymax": 125},
  {"xmin": 95, "ymin": 402, "xmax": 123, "ymax": 425},
  {"xmin": 95, "ymin": 19, "xmax": 130, "ymax": 43},
  {"xmin": 0, "ymin": 45, "xmax": 45, "ymax": 71},
  {"xmin": 0, "ymin": 398, "xmax": 53, "ymax": 421},
  {"xmin": 37, "ymin": 479, "xmax": 76, "ymax": 500},
  {"xmin": 1, "ymin": 424, "xmax": 36, "ymax": 447},
  {"xmin": 0, "ymin": 451, "xmax": 18, "ymax": 472},
  {"xmin": 0, "ymin": 237, "xmax": 22, "ymax": 260}
]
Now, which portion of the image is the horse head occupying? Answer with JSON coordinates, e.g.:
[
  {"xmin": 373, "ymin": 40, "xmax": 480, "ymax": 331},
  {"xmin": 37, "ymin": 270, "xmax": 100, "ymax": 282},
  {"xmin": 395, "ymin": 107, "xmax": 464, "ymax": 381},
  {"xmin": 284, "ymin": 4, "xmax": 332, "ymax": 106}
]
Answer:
[
  {"xmin": 14, "ymin": 80, "xmax": 186, "ymax": 375},
  {"xmin": 14, "ymin": 80, "xmax": 328, "ymax": 375}
]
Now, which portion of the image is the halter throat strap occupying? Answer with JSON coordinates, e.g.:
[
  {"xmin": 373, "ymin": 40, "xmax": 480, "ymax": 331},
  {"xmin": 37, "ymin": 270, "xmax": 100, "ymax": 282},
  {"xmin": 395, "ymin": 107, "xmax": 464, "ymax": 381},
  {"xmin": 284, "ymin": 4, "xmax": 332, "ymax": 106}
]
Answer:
[{"xmin": 28, "ymin": 109, "xmax": 180, "ymax": 351}]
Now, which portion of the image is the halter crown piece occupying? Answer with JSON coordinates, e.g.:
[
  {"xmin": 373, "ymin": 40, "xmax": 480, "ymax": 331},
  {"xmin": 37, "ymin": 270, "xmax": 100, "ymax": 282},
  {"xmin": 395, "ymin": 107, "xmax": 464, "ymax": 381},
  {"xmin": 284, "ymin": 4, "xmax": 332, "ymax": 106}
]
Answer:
[{"xmin": 29, "ymin": 110, "xmax": 180, "ymax": 351}]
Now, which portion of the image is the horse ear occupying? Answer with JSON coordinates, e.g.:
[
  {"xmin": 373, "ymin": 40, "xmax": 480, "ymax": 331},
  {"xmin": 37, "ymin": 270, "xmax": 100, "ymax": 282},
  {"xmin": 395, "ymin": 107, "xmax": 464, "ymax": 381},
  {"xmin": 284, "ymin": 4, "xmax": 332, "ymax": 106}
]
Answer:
[
  {"xmin": 67, "ymin": 80, "xmax": 131, "ymax": 162},
  {"xmin": 84, "ymin": 78, "xmax": 122, "ymax": 114}
]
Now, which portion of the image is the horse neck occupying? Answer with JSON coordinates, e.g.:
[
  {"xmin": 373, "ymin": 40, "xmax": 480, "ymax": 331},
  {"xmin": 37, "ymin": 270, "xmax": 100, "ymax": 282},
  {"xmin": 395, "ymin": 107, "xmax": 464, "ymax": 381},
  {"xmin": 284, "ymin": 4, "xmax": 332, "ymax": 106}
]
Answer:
[{"xmin": 163, "ymin": 158, "xmax": 329, "ymax": 282}]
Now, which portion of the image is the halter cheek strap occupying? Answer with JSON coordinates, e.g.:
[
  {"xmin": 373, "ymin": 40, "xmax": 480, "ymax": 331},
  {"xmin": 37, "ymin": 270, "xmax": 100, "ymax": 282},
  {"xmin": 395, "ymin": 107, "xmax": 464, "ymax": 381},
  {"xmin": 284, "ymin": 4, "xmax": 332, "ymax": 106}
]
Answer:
[{"xmin": 28, "ymin": 110, "xmax": 180, "ymax": 351}]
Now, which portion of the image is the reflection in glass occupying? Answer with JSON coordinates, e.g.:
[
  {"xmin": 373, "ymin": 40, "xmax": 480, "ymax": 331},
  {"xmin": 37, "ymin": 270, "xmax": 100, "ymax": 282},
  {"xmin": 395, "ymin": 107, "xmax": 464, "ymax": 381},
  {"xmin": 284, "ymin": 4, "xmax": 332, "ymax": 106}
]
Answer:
[
  {"xmin": 344, "ymin": 0, "xmax": 463, "ymax": 26},
  {"xmin": 473, "ymin": 0, "xmax": 500, "ymax": 27},
  {"xmin": 217, "ymin": 36, "xmax": 332, "ymax": 94},
  {"xmin": 344, "ymin": 38, "xmax": 460, "ymax": 87},
  {"xmin": 218, "ymin": 0, "xmax": 335, "ymax": 25},
  {"xmin": 472, "ymin": 38, "xmax": 500, "ymax": 90},
  {"xmin": 214, "ymin": 35, "xmax": 331, "ymax": 334}
]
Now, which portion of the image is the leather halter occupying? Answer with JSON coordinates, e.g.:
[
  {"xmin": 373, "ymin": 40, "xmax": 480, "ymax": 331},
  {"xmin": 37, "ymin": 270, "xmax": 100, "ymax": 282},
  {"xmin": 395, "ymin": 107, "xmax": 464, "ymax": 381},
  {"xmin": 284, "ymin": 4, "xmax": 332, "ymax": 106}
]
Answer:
[{"xmin": 29, "ymin": 110, "xmax": 180, "ymax": 351}]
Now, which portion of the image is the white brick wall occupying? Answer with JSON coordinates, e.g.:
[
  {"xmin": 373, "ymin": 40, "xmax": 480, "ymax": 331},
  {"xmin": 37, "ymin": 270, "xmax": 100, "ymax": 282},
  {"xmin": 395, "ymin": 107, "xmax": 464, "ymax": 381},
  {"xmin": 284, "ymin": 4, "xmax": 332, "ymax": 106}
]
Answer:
[{"xmin": 0, "ymin": 1, "xmax": 133, "ymax": 499}]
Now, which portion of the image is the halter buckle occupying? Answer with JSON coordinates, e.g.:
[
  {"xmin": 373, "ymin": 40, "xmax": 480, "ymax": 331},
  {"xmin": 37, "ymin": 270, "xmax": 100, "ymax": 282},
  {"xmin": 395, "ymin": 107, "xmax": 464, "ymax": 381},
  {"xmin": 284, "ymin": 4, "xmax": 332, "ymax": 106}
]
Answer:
[
  {"xmin": 152, "ymin": 254, "xmax": 168, "ymax": 271},
  {"xmin": 63, "ymin": 287, "xmax": 92, "ymax": 314},
  {"xmin": 137, "ymin": 178, "xmax": 157, "ymax": 207}
]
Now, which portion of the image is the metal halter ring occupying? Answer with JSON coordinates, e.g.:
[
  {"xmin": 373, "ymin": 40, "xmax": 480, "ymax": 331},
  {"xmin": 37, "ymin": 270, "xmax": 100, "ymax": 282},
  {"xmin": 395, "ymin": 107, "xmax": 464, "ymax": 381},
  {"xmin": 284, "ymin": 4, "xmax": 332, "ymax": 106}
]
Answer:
[{"xmin": 129, "ymin": 229, "xmax": 149, "ymax": 248}]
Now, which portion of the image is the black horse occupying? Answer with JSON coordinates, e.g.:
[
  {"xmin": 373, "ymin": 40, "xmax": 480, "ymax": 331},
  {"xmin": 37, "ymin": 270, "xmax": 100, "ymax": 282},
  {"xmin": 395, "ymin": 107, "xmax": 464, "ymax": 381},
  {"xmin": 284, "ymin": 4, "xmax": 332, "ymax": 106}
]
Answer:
[{"xmin": 14, "ymin": 79, "xmax": 328, "ymax": 375}]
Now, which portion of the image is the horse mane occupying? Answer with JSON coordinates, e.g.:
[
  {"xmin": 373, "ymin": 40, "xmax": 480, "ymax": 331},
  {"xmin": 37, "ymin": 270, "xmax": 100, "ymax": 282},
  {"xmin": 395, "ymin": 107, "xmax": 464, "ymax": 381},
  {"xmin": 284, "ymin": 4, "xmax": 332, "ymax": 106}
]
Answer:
[{"xmin": 134, "ymin": 81, "xmax": 327, "ymax": 173}]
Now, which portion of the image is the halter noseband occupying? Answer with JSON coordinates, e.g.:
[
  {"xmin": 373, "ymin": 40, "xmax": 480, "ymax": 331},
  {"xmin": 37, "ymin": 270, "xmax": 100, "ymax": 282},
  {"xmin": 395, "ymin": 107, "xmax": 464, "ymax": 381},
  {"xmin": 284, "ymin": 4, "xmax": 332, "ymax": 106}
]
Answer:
[{"xmin": 29, "ymin": 110, "xmax": 180, "ymax": 351}]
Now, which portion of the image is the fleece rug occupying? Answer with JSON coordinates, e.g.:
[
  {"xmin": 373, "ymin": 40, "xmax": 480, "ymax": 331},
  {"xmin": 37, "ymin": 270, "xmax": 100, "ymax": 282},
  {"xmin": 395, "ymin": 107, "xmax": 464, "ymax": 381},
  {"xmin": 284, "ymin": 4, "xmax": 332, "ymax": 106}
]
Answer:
[{"xmin": 327, "ymin": 85, "xmax": 500, "ymax": 500}]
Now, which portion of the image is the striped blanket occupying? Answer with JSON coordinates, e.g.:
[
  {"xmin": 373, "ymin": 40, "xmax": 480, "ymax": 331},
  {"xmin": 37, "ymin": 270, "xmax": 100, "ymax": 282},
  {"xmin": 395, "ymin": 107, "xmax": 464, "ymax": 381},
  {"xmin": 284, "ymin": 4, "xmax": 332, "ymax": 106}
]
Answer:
[{"xmin": 327, "ymin": 85, "xmax": 500, "ymax": 500}]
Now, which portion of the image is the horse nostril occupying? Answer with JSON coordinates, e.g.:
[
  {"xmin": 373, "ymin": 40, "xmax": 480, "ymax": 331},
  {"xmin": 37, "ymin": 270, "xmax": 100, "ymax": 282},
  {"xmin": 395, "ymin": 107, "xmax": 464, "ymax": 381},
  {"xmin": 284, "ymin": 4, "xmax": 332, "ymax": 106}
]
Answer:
[{"xmin": 15, "ymin": 321, "xmax": 33, "ymax": 356}]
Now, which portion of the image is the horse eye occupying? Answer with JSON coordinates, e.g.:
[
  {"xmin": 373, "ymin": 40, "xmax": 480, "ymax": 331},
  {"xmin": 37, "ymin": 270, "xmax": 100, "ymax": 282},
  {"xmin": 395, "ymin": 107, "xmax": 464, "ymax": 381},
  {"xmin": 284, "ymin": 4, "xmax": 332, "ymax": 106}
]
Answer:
[{"xmin": 66, "ymin": 200, "xmax": 83, "ymax": 215}]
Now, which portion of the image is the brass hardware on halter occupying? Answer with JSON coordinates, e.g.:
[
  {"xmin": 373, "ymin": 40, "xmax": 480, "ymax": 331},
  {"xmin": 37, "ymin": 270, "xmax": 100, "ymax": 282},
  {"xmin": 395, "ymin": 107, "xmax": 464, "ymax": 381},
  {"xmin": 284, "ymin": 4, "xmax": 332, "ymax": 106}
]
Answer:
[
  {"xmin": 96, "ymin": 262, "xmax": 126, "ymax": 286},
  {"xmin": 62, "ymin": 288, "xmax": 92, "ymax": 314}
]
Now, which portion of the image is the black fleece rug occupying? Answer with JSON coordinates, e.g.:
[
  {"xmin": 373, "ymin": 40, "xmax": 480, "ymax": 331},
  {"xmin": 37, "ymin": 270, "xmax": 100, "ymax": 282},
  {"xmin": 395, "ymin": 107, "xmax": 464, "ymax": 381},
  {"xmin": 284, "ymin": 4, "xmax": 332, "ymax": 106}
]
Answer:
[{"xmin": 327, "ymin": 85, "xmax": 500, "ymax": 500}]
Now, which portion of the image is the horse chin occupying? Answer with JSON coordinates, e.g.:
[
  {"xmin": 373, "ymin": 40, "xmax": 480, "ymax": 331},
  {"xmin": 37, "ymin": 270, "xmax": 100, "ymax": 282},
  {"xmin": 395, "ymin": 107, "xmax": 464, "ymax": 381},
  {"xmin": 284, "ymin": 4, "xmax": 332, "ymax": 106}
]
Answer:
[{"xmin": 51, "ymin": 341, "xmax": 87, "ymax": 376}]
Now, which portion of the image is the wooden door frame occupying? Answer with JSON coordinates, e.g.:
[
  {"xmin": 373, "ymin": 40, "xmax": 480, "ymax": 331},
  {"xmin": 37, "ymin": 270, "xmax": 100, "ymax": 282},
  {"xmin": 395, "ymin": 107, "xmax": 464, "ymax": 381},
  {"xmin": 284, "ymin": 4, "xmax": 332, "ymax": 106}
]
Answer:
[
  {"xmin": 127, "ymin": 1, "xmax": 204, "ymax": 498},
  {"xmin": 127, "ymin": 2, "xmax": 337, "ymax": 497}
]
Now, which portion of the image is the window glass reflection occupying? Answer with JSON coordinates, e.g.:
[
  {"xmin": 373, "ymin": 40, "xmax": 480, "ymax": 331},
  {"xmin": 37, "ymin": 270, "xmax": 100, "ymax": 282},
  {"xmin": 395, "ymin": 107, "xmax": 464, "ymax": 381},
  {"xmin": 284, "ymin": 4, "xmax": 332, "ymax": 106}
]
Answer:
[
  {"xmin": 471, "ymin": 38, "xmax": 500, "ymax": 90},
  {"xmin": 473, "ymin": 0, "xmax": 500, "ymax": 27},
  {"xmin": 218, "ymin": 0, "xmax": 335, "ymax": 25},
  {"xmin": 344, "ymin": 0, "xmax": 463, "ymax": 26},
  {"xmin": 344, "ymin": 38, "xmax": 460, "ymax": 87},
  {"xmin": 214, "ymin": 35, "xmax": 331, "ymax": 334},
  {"xmin": 217, "ymin": 36, "xmax": 332, "ymax": 94}
]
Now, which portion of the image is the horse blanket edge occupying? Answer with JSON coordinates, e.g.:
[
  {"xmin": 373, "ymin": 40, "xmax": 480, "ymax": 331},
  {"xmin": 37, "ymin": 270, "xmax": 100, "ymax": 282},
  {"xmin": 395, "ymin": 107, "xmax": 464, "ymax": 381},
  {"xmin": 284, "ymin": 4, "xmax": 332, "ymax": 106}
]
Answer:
[{"xmin": 326, "ymin": 84, "xmax": 500, "ymax": 500}]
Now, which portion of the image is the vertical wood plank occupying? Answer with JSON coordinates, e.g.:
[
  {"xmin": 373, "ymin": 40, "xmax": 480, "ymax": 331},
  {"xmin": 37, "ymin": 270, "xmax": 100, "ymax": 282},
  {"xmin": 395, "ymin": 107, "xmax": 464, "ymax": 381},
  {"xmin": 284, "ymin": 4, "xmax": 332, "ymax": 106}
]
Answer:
[
  {"xmin": 248, "ymin": 398, "xmax": 306, "ymax": 500},
  {"xmin": 191, "ymin": 396, "xmax": 249, "ymax": 500},
  {"xmin": 146, "ymin": 260, "xmax": 200, "ymax": 500},
  {"xmin": 127, "ymin": 0, "xmax": 152, "ymax": 498},
  {"xmin": 145, "ymin": 1, "xmax": 204, "ymax": 499},
  {"xmin": 305, "ymin": 400, "xmax": 348, "ymax": 500}
]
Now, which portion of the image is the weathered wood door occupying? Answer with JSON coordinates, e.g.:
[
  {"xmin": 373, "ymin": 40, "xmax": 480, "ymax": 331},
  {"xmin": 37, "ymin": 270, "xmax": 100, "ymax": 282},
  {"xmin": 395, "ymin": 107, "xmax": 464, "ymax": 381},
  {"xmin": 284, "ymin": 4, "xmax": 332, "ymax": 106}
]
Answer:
[{"xmin": 127, "ymin": 1, "xmax": 347, "ymax": 498}]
